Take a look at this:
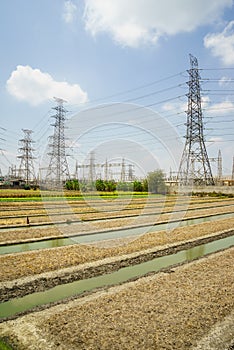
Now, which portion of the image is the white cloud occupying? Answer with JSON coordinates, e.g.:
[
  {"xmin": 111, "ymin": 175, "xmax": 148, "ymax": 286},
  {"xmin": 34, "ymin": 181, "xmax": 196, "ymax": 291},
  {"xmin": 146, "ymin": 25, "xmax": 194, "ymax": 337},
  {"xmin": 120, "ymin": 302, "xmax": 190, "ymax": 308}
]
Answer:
[
  {"xmin": 219, "ymin": 76, "xmax": 232, "ymax": 86},
  {"xmin": 83, "ymin": 0, "xmax": 232, "ymax": 47},
  {"xmin": 204, "ymin": 21, "xmax": 234, "ymax": 65},
  {"xmin": 201, "ymin": 96, "xmax": 210, "ymax": 109},
  {"xmin": 161, "ymin": 96, "xmax": 234, "ymax": 120},
  {"xmin": 161, "ymin": 101, "xmax": 187, "ymax": 113},
  {"xmin": 63, "ymin": 0, "xmax": 77, "ymax": 24},
  {"xmin": 161, "ymin": 96, "xmax": 210, "ymax": 119},
  {"xmin": 6, "ymin": 65, "xmax": 88, "ymax": 106},
  {"xmin": 208, "ymin": 136, "xmax": 223, "ymax": 142},
  {"xmin": 206, "ymin": 100, "xmax": 234, "ymax": 115}
]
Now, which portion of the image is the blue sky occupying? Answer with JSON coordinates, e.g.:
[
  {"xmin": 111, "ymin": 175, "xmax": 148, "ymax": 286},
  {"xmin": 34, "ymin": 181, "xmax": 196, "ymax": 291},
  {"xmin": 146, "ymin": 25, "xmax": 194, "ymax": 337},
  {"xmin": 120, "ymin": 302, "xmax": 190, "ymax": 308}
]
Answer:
[{"xmin": 0, "ymin": 0, "xmax": 234, "ymax": 178}]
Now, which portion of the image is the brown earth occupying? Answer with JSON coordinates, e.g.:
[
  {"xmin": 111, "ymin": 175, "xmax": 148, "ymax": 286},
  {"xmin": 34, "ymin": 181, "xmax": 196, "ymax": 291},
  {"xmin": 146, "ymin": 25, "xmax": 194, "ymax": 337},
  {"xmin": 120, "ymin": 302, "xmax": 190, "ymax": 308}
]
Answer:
[
  {"xmin": 0, "ymin": 217, "xmax": 234, "ymax": 283},
  {"xmin": 0, "ymin": 247, "xmax": 233, "ymax": 349}
]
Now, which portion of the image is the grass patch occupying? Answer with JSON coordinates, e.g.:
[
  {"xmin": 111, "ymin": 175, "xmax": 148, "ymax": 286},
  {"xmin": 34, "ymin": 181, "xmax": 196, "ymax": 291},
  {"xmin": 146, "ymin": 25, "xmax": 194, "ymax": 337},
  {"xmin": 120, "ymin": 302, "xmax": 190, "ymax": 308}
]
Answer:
[
  {"xmin": 192, "ymin": 191, "xmax": 234, "ymax": 198},
  {"xmin": 0, "ymin": 189, "xmax": 156, "ymax": 201},
  {"xmin": 0, "ymin": 339, "xmax": 13, "ymax": 350},
  {"xmin": 0, "ymin": 189, "xmax": 42, "ymax": 198},
  {"xmin": 0, "ymin": 197, "xmax": 43, "ymax": 202}
]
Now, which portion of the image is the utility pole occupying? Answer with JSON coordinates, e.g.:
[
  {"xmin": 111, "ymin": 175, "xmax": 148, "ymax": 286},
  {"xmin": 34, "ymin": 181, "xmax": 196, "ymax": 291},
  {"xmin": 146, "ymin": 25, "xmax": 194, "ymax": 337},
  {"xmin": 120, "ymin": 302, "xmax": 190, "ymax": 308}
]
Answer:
[
  {"xmin": 121, "ymin": 158, "xmax": 126, "ymax": 182},
  {"xmin": 177, "ymin": 54, "xmax": 214, "ymax": 186},
  {"xmin": 104, "ymin": 159, "xmax": 108, "ymax": 181},
  {"xmin": 128, "ymin": 164, "xmax": 134, "ymax": 181},
  {"xmin": 169, "ymin": 167, "xmax": 172, "ymax": 181},
  {"xmin": 217, "ymin": 149, "xmax": 222, "ymax": 181},
  {"xmin": 232, "ymin": 156, "xmax": 234, "ymax": 181},
  {"xmin": 89, "ymin": 151, "xmax": 95, "ymax": 189},
  {"xmin": 74, "ymin": 160, "xmax": 79, "ymax": 180},
  {"xmin": 46, "ymin": 97, "xmax": 70, "ymax": 186},
  {"xmin": 8, "ymin": 165, "xmax": 16, "ymax": 178},
  {"xmin": 18, "ymin": 129, "xmax": 36, "ymax": 184}
]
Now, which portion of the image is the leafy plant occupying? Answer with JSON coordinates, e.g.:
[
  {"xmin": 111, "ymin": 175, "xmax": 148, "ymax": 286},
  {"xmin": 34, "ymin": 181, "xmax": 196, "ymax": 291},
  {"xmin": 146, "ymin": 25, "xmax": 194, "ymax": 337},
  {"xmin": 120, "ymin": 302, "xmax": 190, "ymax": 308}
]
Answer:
[{"xmin": 147, "ymin": 170, "xmax": 166, "ymax": 194}]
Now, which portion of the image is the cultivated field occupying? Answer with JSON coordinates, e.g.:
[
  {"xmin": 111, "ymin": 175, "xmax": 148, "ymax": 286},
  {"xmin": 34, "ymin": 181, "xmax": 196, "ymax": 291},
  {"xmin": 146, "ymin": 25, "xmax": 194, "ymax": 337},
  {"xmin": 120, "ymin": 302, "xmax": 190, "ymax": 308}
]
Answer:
[
  {"xmin": 0, "ymin": 192, "xmax": 233, "ymax": 349},
  {"xmin": 1, "ymin": 248, "xmax": 233, "ymax": 350}
]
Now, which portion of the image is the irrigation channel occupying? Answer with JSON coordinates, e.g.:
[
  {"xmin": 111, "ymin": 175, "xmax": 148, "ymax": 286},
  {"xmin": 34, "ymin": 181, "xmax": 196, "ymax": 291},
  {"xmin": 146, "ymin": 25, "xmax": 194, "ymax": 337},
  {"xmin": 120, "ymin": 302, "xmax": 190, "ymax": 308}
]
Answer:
[
  {"xmin": 0, "ymin": 212, "xmax": 234, "ymax": 255},
  {"xmin": 0, "ymin": 233, "xmax": 233, "ymax": 320}
]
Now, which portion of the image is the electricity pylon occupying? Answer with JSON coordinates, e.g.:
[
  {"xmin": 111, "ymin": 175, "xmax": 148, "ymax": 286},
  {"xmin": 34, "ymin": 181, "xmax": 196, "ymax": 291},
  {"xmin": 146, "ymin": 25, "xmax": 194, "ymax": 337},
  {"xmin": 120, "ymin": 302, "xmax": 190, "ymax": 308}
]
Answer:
[
  {"xmin": 128, "ymin": 164, "xmax": 134, "ymax": 181},
  {"xmin": 217, "ymin": 149, "xmax": 222, "ymax": 181},
  {"xmin": 88, "ymin": 151, "xmax": 95, "ymax": 190},
  {"xmin": 177, "ymin": 54, "xmax": 214, "ymax": 186},
  {"xmin": 121, "ymin": 158, "xmax": 126, "ymax": 182},
  {"xmin": 46, "ymin": 97, "xmax": 70, "ymax": 186},
  {"xmin": 104, "ymin": 159, "xmax": 108, "ymax": 181},
  {"xmin": 18, "ymin": 129, "xmax": 36, "ymax": 184},
  {"xmin": 232, "ymin": 156, "xmax": 234, "ymax": 181}
]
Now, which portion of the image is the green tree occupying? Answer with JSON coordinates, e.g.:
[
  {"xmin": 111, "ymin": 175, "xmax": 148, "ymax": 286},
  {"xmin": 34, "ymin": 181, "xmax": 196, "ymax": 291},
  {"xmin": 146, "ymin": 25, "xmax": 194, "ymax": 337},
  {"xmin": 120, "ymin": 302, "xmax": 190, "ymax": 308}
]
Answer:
[
  {"xmin": 65, "ymin": 180, "xmax": 73, "ymax": 190},
  {"xmin": 94, "ymin": 179, "xmax": 117, "ymax": 192},
  {"xmin": 96, "ymin": 179, "xmax": 106, "ymax": 191},
  {"xmin": 65, "ymin": 179, "xmax": 80, "ymax": 191},
  {"xmin": 147, "ymin": 170, "xmax": 166, "ymax": 194},
  {"xmin": 104, "ymin": 180, "xmax": 116, "ymax": 192},
  {"xmin": 142, "ymin": 178, "xmax": 148, "ymax": 192},
  {"xmin": 73, "ymin": 179, "xmax": 79, "ymax": 190},
  {"xmin": 133, "ymin": 180, "xmax": 143, "ymax": 192}
]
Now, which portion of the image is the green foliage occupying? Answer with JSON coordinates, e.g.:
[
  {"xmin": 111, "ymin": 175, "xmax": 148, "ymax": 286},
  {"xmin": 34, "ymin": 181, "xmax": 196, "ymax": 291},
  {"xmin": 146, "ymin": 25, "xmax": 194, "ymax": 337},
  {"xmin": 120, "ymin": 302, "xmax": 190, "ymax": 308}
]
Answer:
[
  {"xmin": 95, "ymin": 179, "xmax": 117, "ymax": 192},
  {"xmin": 65, "ymin": 180, "xmax": 73, "ymax": 190},
  {"xmin": 0, "ymin": 339, "xmax": 13, "ymax": 350},
  {"xmin": 72, "ymin": 179, "xmax": 79, "ymax": 191},
  {"xmin": 117, "ymin": 182, "xmax": 133, "ymax": 192},
  {"xmin": 104, "ymin": 180, "xmax": 117, "ymax": 192},
  {"xmin": 147, "ymin": 170, "xmax": 166, "ymax": 194},
  {"xmin": 142, "ymin": 178, "xmax": 148, "ymax": 192},
  {"xmin": 65, "ymin": 179, "xmax": 80, "ymax": 191},
  {"xmin": 192, "ymin": 191, "xmax": 234, "ymax": 198},
  {"xmin": 133, "ymin": 180, "xmax": 143, "ymax": 192},
  {"xmin": 95, "ymin": 179, "xmax": 106, "ymax": 191},
  {"xmin": 94, "ymin": 179, "xmax": 149, "ymax": 193}
]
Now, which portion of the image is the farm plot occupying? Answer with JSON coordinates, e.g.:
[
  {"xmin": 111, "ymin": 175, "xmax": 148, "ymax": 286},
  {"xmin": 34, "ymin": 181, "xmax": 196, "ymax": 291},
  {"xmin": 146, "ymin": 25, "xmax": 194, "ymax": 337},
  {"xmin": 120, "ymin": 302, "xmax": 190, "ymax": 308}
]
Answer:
[
  {"xmin": 0, "ymin": 195, "xmax": 233, "ymax": 350},
  {"xmin": 0, "ymin": 216, "xmax": 234, "ymax": 282},
  {"xmin": 0, "ymin": 246, "xmax": 233, "ymax": 350},
  {"xmin": 0, "ymin": 196, "xmax": 233, "ymax": 229}
]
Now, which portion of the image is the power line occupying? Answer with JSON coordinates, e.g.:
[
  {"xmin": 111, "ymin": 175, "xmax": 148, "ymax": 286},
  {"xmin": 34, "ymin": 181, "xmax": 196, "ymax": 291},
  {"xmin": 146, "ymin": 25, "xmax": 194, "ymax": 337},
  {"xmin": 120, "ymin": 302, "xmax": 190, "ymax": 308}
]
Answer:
[
  {"xmin": 200, "ymin": 67, "xmax": 234, "ymax": 71},
  {"xmin": 69, "ymin": 71, "xmax": 186, "ymax": 107},
  {"xmin": 201, "ymin": 78, "xmax": 234, "ymax": 82},
  {"xmin": 124, "ymin": 83, "xmax": 186, "ymax": 103}
]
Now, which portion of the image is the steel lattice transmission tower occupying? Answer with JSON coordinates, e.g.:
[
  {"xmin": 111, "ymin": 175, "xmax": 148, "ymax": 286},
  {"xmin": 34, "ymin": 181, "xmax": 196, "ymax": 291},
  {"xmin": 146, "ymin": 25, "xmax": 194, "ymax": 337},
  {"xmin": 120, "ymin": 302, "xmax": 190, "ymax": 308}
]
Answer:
[
  {"xmin": 121, "ymin": 158, "xmax": 126, "ymax": 182},
  {"xmin": 88, "ymin": 151, "xmax": 95, "ymax": 190},
  {"xmin": 217, "ymin": 149, "xmax": 222, "ymax": 181},
  {"xmin": 18, "ymin": 129, "xmax": 36, "ymax": 184},
  {"xmin": 177, "ymin": 54, "xmax": 214, "ymax": 186},
  {"xmin": 46, "ymin": 98, "xmax": 70, "ymax": 185},
  {"xmin": 232, "ymin": 156, "xmax": 234, "ymax": 181}
]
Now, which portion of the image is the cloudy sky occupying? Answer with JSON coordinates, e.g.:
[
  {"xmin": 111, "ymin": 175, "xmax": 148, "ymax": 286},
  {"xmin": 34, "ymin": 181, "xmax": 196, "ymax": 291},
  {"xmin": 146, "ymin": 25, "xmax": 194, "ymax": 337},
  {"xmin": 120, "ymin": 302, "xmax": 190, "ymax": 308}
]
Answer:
[{"xmin": 0, "ymin": 0, "xmax": 234, "ymax": 177}]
